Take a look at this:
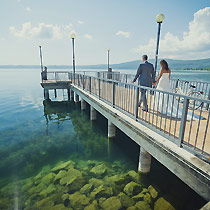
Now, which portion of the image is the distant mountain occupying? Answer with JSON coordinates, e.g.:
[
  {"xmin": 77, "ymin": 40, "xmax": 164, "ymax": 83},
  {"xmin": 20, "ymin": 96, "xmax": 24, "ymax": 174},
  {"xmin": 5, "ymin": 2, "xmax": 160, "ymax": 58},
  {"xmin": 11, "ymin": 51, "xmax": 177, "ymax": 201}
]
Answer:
[{"xmin": 0, "ymin": 58, "xmax": 210, "ymax": 70}]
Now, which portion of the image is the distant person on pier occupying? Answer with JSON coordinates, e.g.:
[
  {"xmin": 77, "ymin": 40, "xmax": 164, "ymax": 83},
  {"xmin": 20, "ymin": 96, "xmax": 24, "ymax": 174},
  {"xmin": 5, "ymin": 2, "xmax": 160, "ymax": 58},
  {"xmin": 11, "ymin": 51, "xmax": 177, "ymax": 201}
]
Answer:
[
  {"xmin": 132, "ymin": 55, "xmax": 155, "ymax": 112},
  {"xmin": 41, "ymin": 66, "xmax": 48, "ymax": 81}
]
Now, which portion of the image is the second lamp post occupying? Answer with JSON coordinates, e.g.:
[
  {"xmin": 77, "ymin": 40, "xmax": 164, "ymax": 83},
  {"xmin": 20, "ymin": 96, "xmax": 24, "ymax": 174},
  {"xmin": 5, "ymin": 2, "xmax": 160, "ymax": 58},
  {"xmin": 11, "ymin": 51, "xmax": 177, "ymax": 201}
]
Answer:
[
  {"xmin": 107, "ymin": 48, "xmax": 110, "ymax": 71},
  {"xmin": 70, "ymin": 32, "xmax": 76, "ymax": 81},
  {"xmin": 154, "ymin": 13, "xmax": 165, "ymax": 77}
]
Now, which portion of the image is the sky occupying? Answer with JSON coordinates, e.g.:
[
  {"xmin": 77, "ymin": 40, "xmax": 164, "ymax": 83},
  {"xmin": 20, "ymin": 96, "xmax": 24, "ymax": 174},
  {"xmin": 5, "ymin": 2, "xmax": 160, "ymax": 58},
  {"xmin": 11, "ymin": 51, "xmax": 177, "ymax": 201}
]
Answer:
[{"xmin": 0, "ymin": 0, "xmax": 210, "ymax": 65}]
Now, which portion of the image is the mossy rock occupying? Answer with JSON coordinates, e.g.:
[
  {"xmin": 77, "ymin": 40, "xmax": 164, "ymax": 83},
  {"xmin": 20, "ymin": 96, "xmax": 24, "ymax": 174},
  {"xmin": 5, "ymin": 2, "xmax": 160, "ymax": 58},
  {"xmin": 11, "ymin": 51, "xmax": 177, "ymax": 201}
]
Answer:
[
  {"xmin": 41, "ymin": 172, "xmax": 55, "ymax": 186},
  {"xmin": 127, "ymin": 207, "xmax": 138, "ymax": 210},
  {"xmin": 51, "ymin": 204, "xmax": 73, "ymax": 210},
  {"xmin": 69, "ymin": 192, "xmax": 90, "ymax": 210},
  {"xmin": 135, "ymin": 201, "xmax": 152, "ymax": 210},
  {"xmin": 148, "ymin": 185, "xmax": 158, "ymax": 199},
  {"xmin": 39, "ymin": 183, "xmax": 56, "ymax": 197},
  {"xmin": 90, "ymin": 185, "xmax": 113, "ymax": 199},
  {"xmin": 141, "ymin": 188, "xmax": 149, "ymax": 194},
  {"xmin": 54, "ymin": 170, "xmax": 67, "ymax": 183},
  {"xmin": 128, "ymin": 170, "xmax": 141, "ymax": 183},
  {"xmin": 32, "ymin": 197, "xmax": 54, "ymax": 210},
  {"xmin": 123, "ymin": 181, "xmax": 142, "ymax": 196},
  {"xmin": 59, "ymin": 168, "xmax": 82, "ymax": 186},
  {"xmin": 143, "ymin": 193, "xmax": 152, "ymax": 204},
  {"xmin": 102, "ymin": 196, "xmax": 122, "ymax": 210},
  {"xmin": 21, "ymin": 179, "xmax": 34, "ymax": 192},
  {"xmin": 154, "ymin": 197, "xmax": 175, "ymax": 210},
  {"xmin": 84, "ymin": 200, "xmax": 99, "ymax": 210},
  {"xmin": 89, "ymin": 178, "xmax": 104, "ymax": 188},
  {"xmin": 118, "ymin": 192, "xmax": 135, "ymax": 208},
  {"xmin": 51, "ymin": 160, "xmax": 75, "ymax": 173},
  {"xmin": 0, "ymin": 198, "xmax": 12, "ymax": 210},
  {"xmin": 90, "ymin": 163, "xmax": 107, "ymax": 178},
  {"xmin": 80, "ymin": 183, "xmax": 94, "ymax": 195},
  {"xmin": 132, "ymin": 192, "xmax": 144, "ymax": 202}
]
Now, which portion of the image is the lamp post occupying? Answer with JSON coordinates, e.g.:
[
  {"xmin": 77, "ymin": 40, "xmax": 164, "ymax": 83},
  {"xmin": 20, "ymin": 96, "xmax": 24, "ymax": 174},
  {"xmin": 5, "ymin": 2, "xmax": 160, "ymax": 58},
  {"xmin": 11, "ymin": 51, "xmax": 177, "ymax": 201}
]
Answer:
[
  {"xmin": 107, "ymin": 48, "xmax": 110, "ymax": 71},
  {"xmin": 70, "ymin": 32, "xmax": 76, "ymax": 82},
  {"xmin": 154, "ymin": 13, "xmax": 165, "ymax": 77}
]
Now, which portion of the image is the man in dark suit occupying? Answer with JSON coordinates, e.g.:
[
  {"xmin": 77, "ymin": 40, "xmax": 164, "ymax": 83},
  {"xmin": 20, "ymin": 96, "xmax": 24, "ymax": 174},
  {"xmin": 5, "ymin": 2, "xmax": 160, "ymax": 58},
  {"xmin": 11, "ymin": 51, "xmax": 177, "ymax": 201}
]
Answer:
[{"xmin": 132, "ymin": 55, "xmax": 155, "ymax": 112}]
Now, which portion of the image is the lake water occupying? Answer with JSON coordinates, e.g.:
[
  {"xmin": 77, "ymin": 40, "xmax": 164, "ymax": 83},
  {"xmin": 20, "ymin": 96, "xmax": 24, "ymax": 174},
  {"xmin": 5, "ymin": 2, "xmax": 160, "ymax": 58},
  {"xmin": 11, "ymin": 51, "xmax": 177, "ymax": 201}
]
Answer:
[{"xmin": 0, "ymin": 68, "xmax": 208, "ymax": 210}]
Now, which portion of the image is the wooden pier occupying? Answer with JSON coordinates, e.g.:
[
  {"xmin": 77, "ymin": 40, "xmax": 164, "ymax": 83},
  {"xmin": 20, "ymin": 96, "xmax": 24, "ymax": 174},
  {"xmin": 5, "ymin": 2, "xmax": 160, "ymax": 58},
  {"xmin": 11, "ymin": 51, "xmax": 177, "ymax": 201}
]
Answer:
[{"xmin": 41, "ymin": 72, "xmax": 210, "ymax": 202}]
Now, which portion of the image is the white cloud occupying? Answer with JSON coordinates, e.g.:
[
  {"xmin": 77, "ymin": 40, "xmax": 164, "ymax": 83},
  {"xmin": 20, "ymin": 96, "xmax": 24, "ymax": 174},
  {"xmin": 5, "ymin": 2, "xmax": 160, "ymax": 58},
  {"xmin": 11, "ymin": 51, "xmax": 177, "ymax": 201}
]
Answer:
[
  {"xmin": 134, "ymin": 7, "xmax": 210, "ymax": 59},
  {"xmin": 116, "ymin": 30, "xmax": 131, "ymax": 38},
  {"xmin": 77, "ymin": 20, "xmax": 84, "ymax": 25},
  {"xmin": 26, "ymin": 7, "xmax": 31, "ymax": 12},
  {"xmin": 10, "ymin": 22, "xmax": 73, "ymax": 39},
  {"xmin": 84, "ymin": 34, "xmax": 92, "ymax": 39}
]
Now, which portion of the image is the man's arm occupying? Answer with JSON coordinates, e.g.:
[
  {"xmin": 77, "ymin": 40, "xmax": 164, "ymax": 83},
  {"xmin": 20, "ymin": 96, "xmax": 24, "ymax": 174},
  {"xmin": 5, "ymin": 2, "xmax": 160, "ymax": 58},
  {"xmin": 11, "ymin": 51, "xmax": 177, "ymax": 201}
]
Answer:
[{"xmin": 132, "ymin": 64, "xmax": 142, "ymax": 83}]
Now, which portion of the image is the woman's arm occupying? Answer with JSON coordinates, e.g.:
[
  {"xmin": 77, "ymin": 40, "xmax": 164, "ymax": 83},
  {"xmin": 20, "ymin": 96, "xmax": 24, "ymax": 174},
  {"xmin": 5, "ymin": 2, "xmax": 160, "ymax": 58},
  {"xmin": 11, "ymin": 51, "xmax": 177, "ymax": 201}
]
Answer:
[{"xmin": 152, "ymin": 68, "xmax": 163, "ymax": 86}]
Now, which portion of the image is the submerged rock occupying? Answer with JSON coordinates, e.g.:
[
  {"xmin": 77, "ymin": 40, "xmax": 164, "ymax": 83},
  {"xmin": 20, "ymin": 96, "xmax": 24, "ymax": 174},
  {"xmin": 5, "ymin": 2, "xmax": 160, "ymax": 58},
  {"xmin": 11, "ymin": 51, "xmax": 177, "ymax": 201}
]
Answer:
[
  {"xmin": 69, "ymin": 192, "xmax": 90, "ymax": 210},
  {"xmin": 135, "ymin": 201, "xmax": 152, "ymax": 210},
  {"xmin": 90, "ymin": 185, "xmax": 113, "ymax": 199},
  {"xmin": 148, "ymin": 185, "xmax": 158, "ymax": 199},
  {"xmin": 80, "ymin": 183, "xmax": 94, "ymax": 195},
  {"xmin": 132, "ymin": 192, "xmax": 144, "ymax": 202},
  {"xmin": 123, "ymin": 181, "xmax": 142, "ymax": 196},
  {"xmin": 89, "ymin": 178, "xmax": 104, "ymax": 188},
  {"xmin": 143, "ymin": 193, "xmax": 152, "ymax": 204},
  {"xmin": 154, "ymin": 197, "xmax": 175, "ymax": 210},
  {"xmin": 51, "ymin": 160, "xmax": 75, "ymax": 173},
  {"xmin": 118, "ymin": 192, "xmax": 135, "ymax": 208},
  {"xmin": 128, "ymin": 170, "xmax": 141, "ymax": 183},
  {"xmin": 101, "ymin": 196, "xmax": 122, "ymax": 210},
  {"xmin": 84, "ymin": 200, "xmax": 99, "ymax": 210},
  {"xmin": 39, "ymin": 183, "xmax": 56, "ymax": 197},
  {"xmin": 90, "ymin": 163, "xmax": 107, "ymax": 177},
  {"xmin": 41, "ymin": 172, "xmax": 55, "ymax": 186}
]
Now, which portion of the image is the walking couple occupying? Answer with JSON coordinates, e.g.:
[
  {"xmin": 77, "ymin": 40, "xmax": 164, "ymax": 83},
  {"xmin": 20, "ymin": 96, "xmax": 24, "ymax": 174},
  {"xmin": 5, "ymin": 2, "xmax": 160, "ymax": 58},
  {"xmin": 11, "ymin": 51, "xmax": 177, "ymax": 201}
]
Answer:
[{"xmin": 132, "ymin": 55, "xmax": 193, "ymax": 119}]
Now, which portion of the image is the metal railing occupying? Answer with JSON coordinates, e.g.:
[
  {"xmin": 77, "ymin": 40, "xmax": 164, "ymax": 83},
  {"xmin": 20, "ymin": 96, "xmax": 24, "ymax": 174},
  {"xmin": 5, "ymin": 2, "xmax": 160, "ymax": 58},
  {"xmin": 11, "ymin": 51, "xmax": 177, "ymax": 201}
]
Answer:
[{"xmin": 69, "ymin": 72, "xmax": 210, "ymax": 162}]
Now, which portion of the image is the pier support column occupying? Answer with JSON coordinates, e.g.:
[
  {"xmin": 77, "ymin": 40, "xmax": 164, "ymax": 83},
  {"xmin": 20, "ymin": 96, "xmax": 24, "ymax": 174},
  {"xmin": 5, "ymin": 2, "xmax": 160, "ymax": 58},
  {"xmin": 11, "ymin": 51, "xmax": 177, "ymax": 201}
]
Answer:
[
  {"xmin": 81, "ymin": 99, "xmax": 86, "ymax": 110},
  {"xmin": 108, "ymin": 120, "xmax": 116, "ymax": 138},
  {"xmin": 74, "ymin": 92, "xmax": 79, "ymax": 103},
  {"xmin": 90, "ymin": 106, "xmax": 97, "ymax": 120},
  {"xmin": 44, "ymin": 89, "xmax": 49, "ymax": 100},
  {"xmin": 138, "ymin": 147, "xmax": 151, "ymax": 174}
]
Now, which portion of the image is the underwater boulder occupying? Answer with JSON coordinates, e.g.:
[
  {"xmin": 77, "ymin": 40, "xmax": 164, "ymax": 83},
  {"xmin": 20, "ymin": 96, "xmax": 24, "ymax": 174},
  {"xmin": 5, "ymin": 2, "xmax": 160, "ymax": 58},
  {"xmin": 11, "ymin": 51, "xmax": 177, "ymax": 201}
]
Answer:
[
  {"xmin": 128, "ymin": 170, "xmax": 141, "ymax": 183},
  {"xmin": 32, "ymin": 197, "xmax": 54, "ymax": 210},
  {"xmin": 69, "ymin": 192, "xmax": 90, "ymax": 210},
  {"xmin": 127, "ymin": 206, "xmax": 138, "ymax": 210},
  {"xmin": 154, "ymin": 197, "xmax": 175, "ymax": 210},
  {"xmin": 51, "ymin": 160, "xmax": 75, "ymax": 173},
  {"xmin": 89, "ymin": 178, "xmax": 104, "ymax": 188},
  {"xmin": 135, "ymin": 201, "xmax": 152, "ymax": 210},
  {"xmin": 41, "ymin": 172, "xmax": 55, "ymax": 186},
  {"xmin": 54, "ymin": 170, "xmax": 67, "ymax": 183},
  {"xmin": 123, "ymin": 181, "xmax": 142, "ymax": 196},
  {"xmin": 118, "ymin": 192, "xmax": 135, "ymax": 208},
  {"xmin": 148, "ymin": 185, "xmax": 158, "ymax": 199},
  {"xmin": 51, "ymin": 204, "xmax": 73, "ymax": 210},
  {"xmin": 90, "ymin": 185, "xmax": 113, "ymax": 199},
  {"xmin": 39, "ymin": 183, "xmax": 56, "ymax": 197},
  {"xmin": 132, "ymin": 192, "xmax": 144, "ymax": 202},
  {"xmin": 84, "ymin": 200, "xmax": 99, "ymax": 210},
  {"xmin": 90, "ymin": 163, "xmax": 108, "ymax": 178},
  {"xmin": 101, "ymin": 196, "xmax": 122, "ymax": 210},
  {"xmin": 80, "ymin": 183, "xmax": 94, "ymax": 195},
  {"xmin": 143, "ymin": 193, "xmax": 152, "ymax": 204}
]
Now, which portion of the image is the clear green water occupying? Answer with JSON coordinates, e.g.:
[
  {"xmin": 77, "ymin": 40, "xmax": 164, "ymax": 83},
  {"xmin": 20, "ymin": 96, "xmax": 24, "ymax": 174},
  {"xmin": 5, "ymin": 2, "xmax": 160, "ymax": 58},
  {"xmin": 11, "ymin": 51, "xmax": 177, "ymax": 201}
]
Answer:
[{"xmin": 0, "ymin": 69, "xmax": 207, "ymax": 210}]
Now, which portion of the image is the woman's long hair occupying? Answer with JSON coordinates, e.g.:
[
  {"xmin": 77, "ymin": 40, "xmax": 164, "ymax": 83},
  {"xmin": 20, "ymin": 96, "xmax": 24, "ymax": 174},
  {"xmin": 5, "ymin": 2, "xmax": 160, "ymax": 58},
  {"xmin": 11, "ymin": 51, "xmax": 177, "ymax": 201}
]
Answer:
[{"xmin": 160, "ymin": 59, "xmax": 169, "ymax": 71}]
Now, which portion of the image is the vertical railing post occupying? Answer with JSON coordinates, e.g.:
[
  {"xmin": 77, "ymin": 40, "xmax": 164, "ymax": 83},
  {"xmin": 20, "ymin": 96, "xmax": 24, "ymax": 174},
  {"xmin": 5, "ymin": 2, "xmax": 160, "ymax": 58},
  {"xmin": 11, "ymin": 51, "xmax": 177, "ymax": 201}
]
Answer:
[
  {"xmin": 55, "ymin": 72, "xmax": 57, "ymax": 81},
  {"xmin": 83, "ymin": 75, "xmax": 85, "ymax": 90},
  {"xmin": 89, "ymin": 77, "xmax": 91, "ymax": 93},
  {"xmin": 206, "ymin": 88, "xmax": 210, "ymax": 110},
  {"xmin": 135, "ymin": 87, "xmax": 140, "ymax": 120},
  {"xmin": 112, "ymin": 81, "xmax": 115, "ymax": 107},
  {"xmin": 178, "ymin": 97, "xmax": 189, "ymax": 147},
  {"xmin": 126, "ymin": 74, "xmax": 128, "ymax": 83},
  {"xmin": 98, "ymin": 78, "xmax": 100, "ymax": 98}
]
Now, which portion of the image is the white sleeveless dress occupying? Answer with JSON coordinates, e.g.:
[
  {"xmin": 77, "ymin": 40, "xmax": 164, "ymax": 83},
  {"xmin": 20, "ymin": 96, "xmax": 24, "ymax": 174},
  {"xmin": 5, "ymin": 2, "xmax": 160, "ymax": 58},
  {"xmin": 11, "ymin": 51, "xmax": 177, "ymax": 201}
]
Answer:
[{"xmin": 155, "ymin": 73, "xmax": 194, "ymax": 120}]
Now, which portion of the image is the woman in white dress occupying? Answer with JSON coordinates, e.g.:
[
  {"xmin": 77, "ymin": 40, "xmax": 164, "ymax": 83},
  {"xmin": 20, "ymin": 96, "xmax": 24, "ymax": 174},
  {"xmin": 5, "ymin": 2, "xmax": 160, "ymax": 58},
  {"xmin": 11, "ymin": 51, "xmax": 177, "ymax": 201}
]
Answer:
[{"xmin": 152, "ymin": 60, "xmax": 195, "ymax": 120}]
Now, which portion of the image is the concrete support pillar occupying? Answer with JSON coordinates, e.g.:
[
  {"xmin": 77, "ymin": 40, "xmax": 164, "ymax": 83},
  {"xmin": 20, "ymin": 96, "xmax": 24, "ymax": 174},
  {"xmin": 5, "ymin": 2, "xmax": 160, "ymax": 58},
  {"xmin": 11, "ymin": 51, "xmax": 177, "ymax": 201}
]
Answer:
[
  {"xmin": 74, "ymin": 92, "xmax": 79, "ymax": 103},
  {"xmin": 90, "ymin": 106, "xmax": 97, "ymax": 120},
  {"xmin": 138, "ymin": 147, "xmax": 151, "ymax": 174},
  {"xmin": 108, "ymin": 120, "xmax": 116, "ymax": 138},
  {"xmin": 81, "ymin": 99, "xmax": 86, "ymax": 110},
  {"xmin": 44, "ymin": 89, "xmax": 49, "ymax": 100}
]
